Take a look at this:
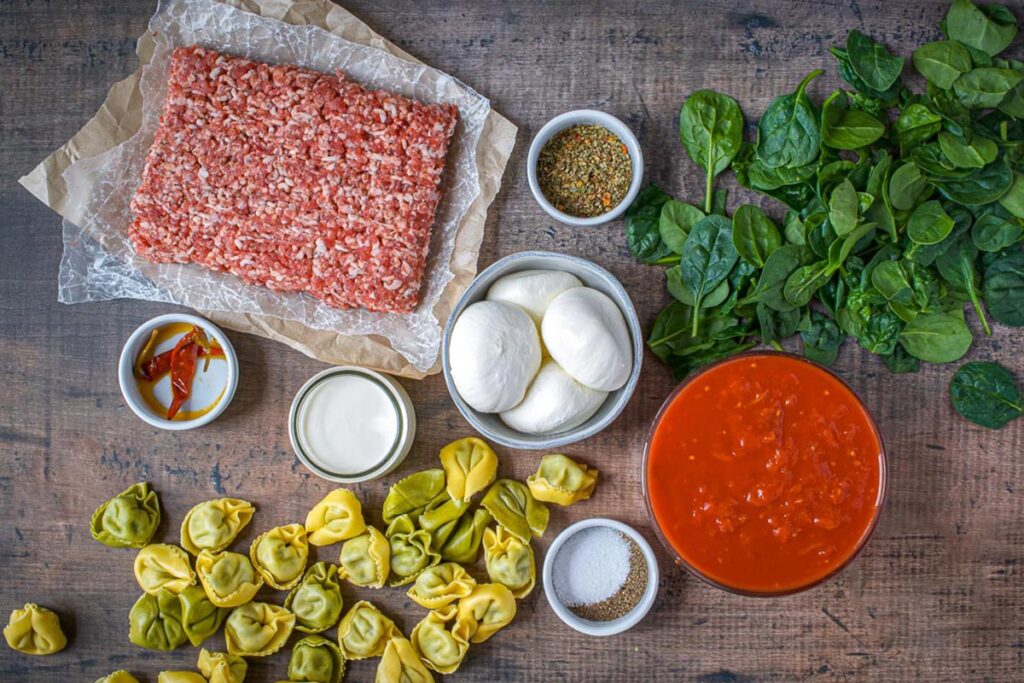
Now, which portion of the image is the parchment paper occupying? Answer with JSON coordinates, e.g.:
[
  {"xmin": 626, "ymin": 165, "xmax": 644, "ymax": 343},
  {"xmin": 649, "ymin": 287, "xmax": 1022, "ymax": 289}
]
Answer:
[{"xmin": 20, "ymin": 0, "xmax": 516, "ymax": 379}]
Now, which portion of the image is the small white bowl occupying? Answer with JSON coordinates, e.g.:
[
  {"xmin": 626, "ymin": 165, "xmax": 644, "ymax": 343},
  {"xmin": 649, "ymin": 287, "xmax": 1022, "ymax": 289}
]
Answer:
[
  {"xmin": 527, "ymin": 109, "xmax": 644, "ymax": 226},
  {"xmin": 118, "ymin": 313, "xmax": 239, "ymax": 431},
  {"xmin": 441, "ymin": 251, "xmax": 643, "ymax": 450},
  {"xmin": 288, "ymin": 366, "xmax": 416, "ymax": 484},
  {"xmin": 543, "ymin": 518, "xmax": 660, "ymax": 637}
]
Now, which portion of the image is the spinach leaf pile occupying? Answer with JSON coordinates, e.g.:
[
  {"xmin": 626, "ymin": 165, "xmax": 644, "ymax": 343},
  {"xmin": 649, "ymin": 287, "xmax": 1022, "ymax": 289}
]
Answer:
[{"xmin": 626, "ymin": 0, "xmax": 1024, "ymax": 383}]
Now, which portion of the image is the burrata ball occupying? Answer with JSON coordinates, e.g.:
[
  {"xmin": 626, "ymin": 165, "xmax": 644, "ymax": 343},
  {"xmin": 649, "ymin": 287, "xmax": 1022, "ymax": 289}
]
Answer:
[
  {"xmin": 485, "ymin": 269, "xmax": 583, "ymax": 326},
  {"xmin": 541, "ymin": 287, "xmax": 632, "ymax": 392},
  {"xmin": 500, "ymin": 359, "xmax": 608, "ymax": 434},
  {"xmin": 449, "ymin": 300, "xmax": 541, "ymax": 413}
]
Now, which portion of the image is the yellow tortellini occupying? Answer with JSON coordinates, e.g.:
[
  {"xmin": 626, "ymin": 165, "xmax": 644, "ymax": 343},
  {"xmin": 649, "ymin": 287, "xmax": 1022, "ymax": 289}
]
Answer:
[
  {"xmin": 128, "ymin": 589, "xmax": 188, "ymax": 651},
  {"xmin": 3, "ymin": 603, "xmax": 67, "ymax": 655},
  {"xmin": 382, "ymin": 469, "xmax": 447, "ymax": 524},
  {"xmin": 480, "ymin": 479, "xmax": 549, "ymax": 542},
  {"xmin": 157, "ymin": 673, "xmax": 205, "ymax": 683},
  {"xmin": 439, "ymin": 437, "xmax": 498, "ymax": 502},
  {"xmin": 195, "ymin": 549, "xmax": 263, "ymax": 608},
  {"xmin": 482, "ymin": 526, "xmax": 536, "ymax": 598},
  {"xmin": 288, "ymin": 634, "xmax": 345, "ymax": 683},
  {"xmin": 94, "ymin": 672, "xmax": 140, "ymax": 683},
  {"xmin": 285, "ymin": 562, "xmax": 343, "ymax": 633},
  {"xmin": 180, "ymin": 498, "xmax": 255, "ymax": 555},
  {"xmin": 338, "ymin": 526, "xmax": 390, "ymax": 588},
  {"xmin": 527, "ymin": 453, "xmax": 599, "ymax": 506},
  {"xmin": 410, "ymin": 604, "xmax": 470, "ymax": 674},
  {"xmin": 249, "ymin": 523, "xmax": 309, "ymax": 589},
  {"xmin": 386, "ymin": 515, "xmax": 440, "ymax": 587},
  {"xmin": 305, "ymin": 489, "xmax": 366, "ymax": 546},
  {"xmin": 336, "ymin": 600, "xmax": 400, "ymax": 660},
  {"xmin": 439, "ymin": 508, "xmax": 491, "ymax": 564},
  {"xmin": 224, "ymin": 601, "xmax": 295, "ymax": 657},
  {"xmin": 198, "ymin": 649, "xmax": 247, "ymax": 683},
  {"xmin": 453, "ymin": 583, "xmax": 517, "ymax": 644},
  {"xmin": 406, "ymin": 562, "xmax": 477, "ymax": 609},
  {"xmin": 90, "ymin": 482, "xmax": 161, "ymax": 549},
  {"xmin": 179, "ymin": 585, "xmax": 228, "ymax": 647},
  {"xmin": 133, "ymin": 544, "xmax": 197, "ymax": 595},
  {"xmin": 375, "ymin": 636, "xmax": 434, "ymax": 683}
]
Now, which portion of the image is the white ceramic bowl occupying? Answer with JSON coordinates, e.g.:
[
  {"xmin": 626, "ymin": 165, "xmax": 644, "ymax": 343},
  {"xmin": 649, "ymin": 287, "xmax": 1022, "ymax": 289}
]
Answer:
[
  {"xmin": 118, "ymin": 313, "xmax": 239, "ymax": 431},
  {"xmin": 441, "ymin": 251, "xmax": 643, "ymax": 450},
  {"xmin": 527, "ymin": 109, "xmax": 644, "ymax": 226},
  {"xmin": 288, "ymin": 366, "xmax": 416, "ymax": 484},
  {"xmin": 543, "ymin": 518, "xmax": 660, "ymax": 637}
]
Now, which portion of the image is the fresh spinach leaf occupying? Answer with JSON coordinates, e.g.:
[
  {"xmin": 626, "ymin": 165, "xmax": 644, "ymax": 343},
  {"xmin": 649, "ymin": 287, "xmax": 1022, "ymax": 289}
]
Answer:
[
  {"xmin": 949, "ymin": 361, "xmax": 1023, "ymax": 428},
  {"xmin": 783, "ymin": 261, "xmax": 831, "ymax": 306},
  {"xmin": 829, "ymin": 178, "xmax": 861, "ymax": 236},
  {"xmin": 894, "ymin": 103, "xmax": 943, "ymax": 156},
  {"xmin": 800, "ymin": 311, "xmax": 844, "ymax": 365},
  {"xmin": 935, "ymin": 236, "xmax": 993, "ymax": 335},
  {"xmin": 742, "ymin": 244, "xmax": 807, "ymax": 312},
  {"xmin": 972, "ymin": 212, "xmax": 1024, "ymax": 251},
  {"xmin": 899, "ymin": 309, "xmax": 973, "ymax": 362},
  {"xmin": 938, "ymin": 132, "xmax": 998, "ymax": 169},
  {"xmin": 732, "ymin": 204, "xmax": 782, "ymax": 268},
  {"xmin": 932, "ymin": 157, "xmax": 1013, "ymax": 204},
  {"xmin": 997, "ymin": 172, "xmax": 1024, "ymax": 218},
  {"xmin": 679, "ymin": 91, "xmax": 745, "ymax": 213},
  {"xmin": 953, "ymin": 67, "xmax": 1024, "ymax": 109},
  {"xmin": 847, "ymin": 29, "xmax": 905, "ymax": 92},
  {"xmin": 859, "ymin": 309, "xmax": 903, "ymax": 355},
  {"xmin": 659, "ymin": 200, "xmax": 704, "ymax": 254},
  {"xmin": 983, "ymin": 250, "xmax": 1024, "ymax": 326},
  {"xmin": 679, "ymin": 215, "xmax": 739, "ymax": 334},
  {"xmin": 667, "ymin": 266, "xmax": 730, "ymax": 308},
  {"xmin": 913, "ymin": 40, "xmax": 973, "ymax": 89},
  {"xmin": 883, "ymin": 345, "xmax": 921, "ymax": 373},
  {"xmin": 908, "ymin": 200, "xmax": 955, "ymax": 245},
  {"xmin": 821, "ymin": 90, "xmax": 886, "ymax": 150},
  {"xmin": 757, "ymin": 303, "xmax": 803, "ymax": 343},
  {"xmin": 889, "ymin": 161, "xmax": 930, "ymax": 211},
  {"xmin": 945, "ymin": 0, "xmax": 1018, "ymax": 58},
  {"xmin": 625, "ymin": 184, "xmax": 675, "ymax": 264},
  {"xmin": 757, "ymin": 70, "xmax": 824, "ymax": 169}
]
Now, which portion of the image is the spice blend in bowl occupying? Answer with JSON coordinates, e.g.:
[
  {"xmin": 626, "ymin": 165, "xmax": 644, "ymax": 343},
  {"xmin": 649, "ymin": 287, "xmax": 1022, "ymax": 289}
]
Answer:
[{"xmin": 537, "ymin": 124, "xmax": 633, "ymax": 218}]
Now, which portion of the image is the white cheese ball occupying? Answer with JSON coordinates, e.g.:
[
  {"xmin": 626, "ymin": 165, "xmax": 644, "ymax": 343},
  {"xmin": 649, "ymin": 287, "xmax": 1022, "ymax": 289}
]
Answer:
[
  {"xmin": 500, "ymin": 359, "xmax": 608, "ymax": 434},
  {"xmin": 541, "ymin": 287, "xmax": 632, "ymax": 392},
  {"xmin": 485, "ymin": 269, "xmax": 583, "ymax": 326},
  {"xmin": 449, "ymin": 300, "xmax": 541, "ymax": 413}
]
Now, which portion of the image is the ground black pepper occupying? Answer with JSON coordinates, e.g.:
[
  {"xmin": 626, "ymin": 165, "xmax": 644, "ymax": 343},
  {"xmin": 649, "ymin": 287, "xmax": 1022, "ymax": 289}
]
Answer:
[
  {"xmin": 568, "ymin": 532, "xmax": 648, "ymax": 621},
  {"xmin": 537, "ymin": 124, "xmax": 632, "ymax": 218}
]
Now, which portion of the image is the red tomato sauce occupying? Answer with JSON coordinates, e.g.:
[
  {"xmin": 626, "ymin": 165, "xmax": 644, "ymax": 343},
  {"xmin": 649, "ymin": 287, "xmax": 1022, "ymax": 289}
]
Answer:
[{"xmin": 646, "ymin": 353, "xmax": 884, "ymax": 594}]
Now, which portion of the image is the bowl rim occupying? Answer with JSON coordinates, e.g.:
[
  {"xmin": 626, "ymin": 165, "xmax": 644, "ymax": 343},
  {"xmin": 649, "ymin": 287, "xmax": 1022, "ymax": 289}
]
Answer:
[
  {"xmin": 526, "ymin": 109, "xmax": 644, "ymax": 227},
  {"xmin": 541, "ymin": 517, "xmax": 660, "ymax": 636},
  {"xmin": 441, "ymin": 250, "xmax": 643, "ymax": 450},
  {"xmin": 641, "ymin": 350, "xmax": 889, "ymax": 597},
  {"xmin": 117, "ymin": 313, "xmax": 239, "ymax": 431}
]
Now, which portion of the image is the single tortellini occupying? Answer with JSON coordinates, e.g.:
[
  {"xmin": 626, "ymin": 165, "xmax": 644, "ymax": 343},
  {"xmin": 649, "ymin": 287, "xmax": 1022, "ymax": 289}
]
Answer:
[
  {"xmin": 179, "ymin": 585, "xmax": 228, "ymax": 647},
  {"xmin": 157, "ymin": 673, "xmax": 205, "ymax": 683},
  {"xmin": 527, "ymin": 453, "xmax": 599, "ymax": 505},
  {"xmin": 386, "ymin": 515, "xmax": 440, "ymax": 587},
  {"xmin": 289, "ymin": 635, "xmax": 345, "ymax": 683},
  {"xmin": 375, "ymin": 637, "xmax": 434, "ymax": 683},
  {"xmin": 480, "ymin": 479, "xmax": 549, "ymax": 542},
  {"xmin": 285, "ymin": 562, "xmax": 343, "ymax": 633},
  {"xmin": 338, "ymin": 526, "xmax": 390, "ymax": 588},
  {"xmin": 3, "ymin": 603, "xmax": 67, "ymax": 655},
  {"xmin": 410, "ymin": 605, "xmax": 470, "ymax": 674},
  {"xmin": 336, "ymin": 601, "xmax": 400, "ymax": 660},
  {"xmin": 482, "ymin": 526, "xmax": 536, "ymax": 598},
  {"xmin": 250, "ymin": 523, "xmax": 309, "ymax": 589},
  {"xmin": 453, "ymin": 583, "xmax": 517, "ymax": 644},
  {"xmin": 198, "ymin": 649, "xmax": 247, "ymax": 683},
  {"xmin": 94, "ymin": 672, "xmax": 140, "ymax": 683},
  {"xmin": 181, "ymin": 498, "xmax": 255, "ymax": 555},
  {"xmin": 195, "ymin": 550, "xmax": 263, "ymax": 608},
  {"xmin": 305, "ymin": 489, "xmax": 366, "ymax": 546},
  {"xmin": 382, "ymin": 469, "xmax": 447, "ymax": 524},
  {"xmin": 90, "ymin": 482, "xmax": 161, "ymax": 549},
  {"xmin": 406, "ymin": 562, "xmax": 477, "ymax": 609},
  {"xmin": 417, "ymin": 495, "xmax": 467, "ymax": 535},
  {"xmin": 224, "ymin": 601, "xmax": 295, "ymax": 657},
  {"xmin": 128, "ymin": 589, "xmax": 188, "ymax": 651},
  {"xmin": 134, "ymin": 544, "xmax": 197, "ymax": 595},
  {"xmin": 439, "ymin": 437, "xmax": 498, "ymax": 502},
  {"xmin": 439, "ymin": 508, "xmax": 491, "ymax": 564}
]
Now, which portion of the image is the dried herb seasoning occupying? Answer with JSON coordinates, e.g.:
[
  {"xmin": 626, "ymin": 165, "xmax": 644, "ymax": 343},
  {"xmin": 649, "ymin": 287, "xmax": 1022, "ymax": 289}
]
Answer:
[{"xmin": 537, "ymin": 124, "xmax": 632, "ymax": 218}]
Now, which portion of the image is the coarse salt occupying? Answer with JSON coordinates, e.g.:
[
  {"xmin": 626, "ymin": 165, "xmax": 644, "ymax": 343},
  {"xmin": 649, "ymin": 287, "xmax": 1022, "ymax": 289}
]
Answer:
[{"xmin": 552, "ymin": 526, "xmax": 630, "ymax": 606}]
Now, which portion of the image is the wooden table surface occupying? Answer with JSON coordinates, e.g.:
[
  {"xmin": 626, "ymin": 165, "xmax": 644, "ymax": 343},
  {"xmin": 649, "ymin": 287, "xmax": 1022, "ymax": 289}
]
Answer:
[{"xmin": 3, "ymin": 0, "xmax": 1023, "ymax": 681}]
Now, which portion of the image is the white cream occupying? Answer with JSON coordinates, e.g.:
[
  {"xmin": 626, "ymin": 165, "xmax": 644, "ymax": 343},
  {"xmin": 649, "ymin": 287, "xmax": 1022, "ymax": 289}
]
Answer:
[{"xmin": 295, "ymin": 373, "xmax": 400, "ymax": 475}]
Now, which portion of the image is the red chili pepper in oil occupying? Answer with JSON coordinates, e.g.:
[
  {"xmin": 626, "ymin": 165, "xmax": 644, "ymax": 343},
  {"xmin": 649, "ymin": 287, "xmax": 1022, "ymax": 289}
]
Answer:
[{"xmin": 167, "ymin": 331, "xmax": 200, "ymax": 419}]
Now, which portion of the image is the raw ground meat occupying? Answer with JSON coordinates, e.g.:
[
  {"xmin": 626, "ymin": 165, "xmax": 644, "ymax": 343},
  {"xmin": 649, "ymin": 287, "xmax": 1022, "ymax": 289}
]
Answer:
[{"xmin": 129, "ymin": 45, "xmax": 458, "ymax": 313}]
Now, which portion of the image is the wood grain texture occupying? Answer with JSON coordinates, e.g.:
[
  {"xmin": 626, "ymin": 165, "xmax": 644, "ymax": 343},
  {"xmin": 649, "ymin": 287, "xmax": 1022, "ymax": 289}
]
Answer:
[{"xmin": 1, "ymin": 0, "xmax": 1022, "ymax": 680}]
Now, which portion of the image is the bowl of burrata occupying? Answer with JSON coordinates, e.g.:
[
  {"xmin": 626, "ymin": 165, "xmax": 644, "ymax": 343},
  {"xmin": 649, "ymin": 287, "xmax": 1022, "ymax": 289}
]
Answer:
[{"xmin": 442, "ymin": 251, "xmax": 643, "ymax": 449}]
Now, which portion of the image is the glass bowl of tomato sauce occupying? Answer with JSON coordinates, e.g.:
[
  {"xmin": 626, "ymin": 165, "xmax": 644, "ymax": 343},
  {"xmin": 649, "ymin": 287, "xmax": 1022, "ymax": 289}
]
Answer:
[{"xmin": 642, "ymin": 351, "xmax": 887, "ymax": 596}]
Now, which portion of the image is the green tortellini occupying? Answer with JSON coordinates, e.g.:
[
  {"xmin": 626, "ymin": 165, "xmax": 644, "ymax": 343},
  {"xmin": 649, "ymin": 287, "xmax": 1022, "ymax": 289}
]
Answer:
[
  {"xmin": 179, "ymin": 585, "xmax": 228, "ymax": 647},
  {"xmin": 410, "ymin": 604, "xmax": 470, "ymax": 674},
  {"xmin": 128, "ymin": 589, "xmax": 188, "ymax": 651},
  {"xmin": 284, "ymin": 562, "xmax": 343, "ymax": 633},
  {"xmin": 305, "ymin": 489, "xmax": 366, "ymax": 546},
  {"xmin": 133, "ymin": 544, "xmax": 197, "ymax": 595},
  {"xmin": 382, "ymin": 469, "xmax": 447, "ymax": 524},
  {"xmin": 224, "ymin": 601, "xmax": 295, "ymax": 657},
  {"xmin": 338, "ymin": 526, "xmax": 390, "ymax": 588},
  {"xmin": 180, "ymin": 498, "xmax": 255, "ymax": 555},
  {"xmin": 195, "ymin": 549, "xmax": 263, "ymax": 608},
  {"xmin": 337, "ymin": 600, "xmax": 400, "ymax": 660},
  {"xmin": 453, "ymin": 583, "xmax": 517, "ymax": 644},
  {"xmin": 288, "ymin": 635, "xmax": 345, "ymax": 683},
  {"xmin": 94, "ymin": 672, "xmax": 140, "ymax": 683},
  {"xmin": 157, "ymin": 673, "xmax": 205, "ymax": 683},
  {"xmin": 482, "ymin": 526, "xmax": 536, "ymax": 598},
  {"xmin": 439, "ymin": 508, "xmax": 491, "ymax": 564},
  {"xmin": 439, "ymin": 437, "xmax": 498, "ymax": 502},
  {"xmin": 526, "ymin": 453, "xmax": 599, "ymax": 506},
  {"xmin": 3, "ymin": 603, "xmax": 67, "ymax": 655},
  {"xmin": 406, "ymin": 562, "xmax": 477, "ymax": 609},
  {"xmin": 375, "ymin": 636, "xmax": 434, "ymax": 683},
  {"xmin": 198, "ymin": 649, "xmax": 247, "ymax": 683},
  {"xmin": 249, "ymin": 523, "xmax": 309, "ymax": 590},
  {"xmin": 386, "ymin": 515, "xmax": 440, "ymax": 587},
  {"xmin": 480, "ymin": 479, "xmax": 549, "ymax": 542},
  {"xmin": 91, "ymin": 482, "xmax": 161, "ymax": 549}
]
